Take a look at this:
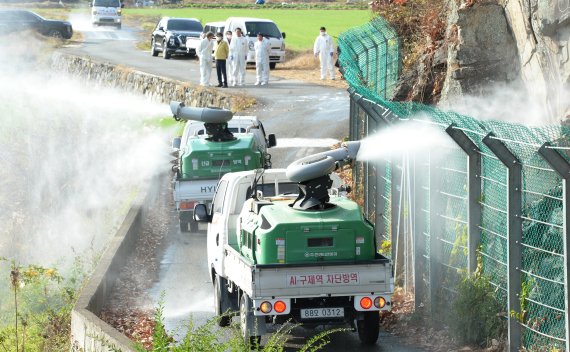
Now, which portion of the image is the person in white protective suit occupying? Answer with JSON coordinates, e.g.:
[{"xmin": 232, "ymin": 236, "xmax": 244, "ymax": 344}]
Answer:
[
  {"xmin": 313, "ymin": 26, "xmax": 335, "ymax": 80},
  {"xmin": 254, "ymin": 33, "xmax": 271, "ymax": 85},
  {"xmin": 198, "ymin": 32, "xmax": 214, "ymax": 86},
  {"xmin": 229, "ymin": 27, "xmax": 248, "ymax": 86}
]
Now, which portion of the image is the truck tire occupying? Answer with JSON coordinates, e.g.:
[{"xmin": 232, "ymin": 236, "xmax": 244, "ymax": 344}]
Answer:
[
  {"xmin": 151, "ymin": 39, "xmax": 158, "ymax": 56},
  {"xmin": 189, "ymin": 219, "xmax": 198, "ymax": 233},
  {"xmin": 357, "ymin": 311, "xmax": 380, "ymax": 345},
  {"xmin": 214, "ymin": 275, "xmax": 231, "ymax": 327},
  {"xmin": 269, "ymin": 62, "xmax": 276, "ymax": 70},
  {"xmin": 179, "ymin": 220, "xmax": 189, "ymax": 232},
  {"xmin": 240, "ymin": 293, "xmax": 261, "ymax": 346},
  {"xmin": 163, "ymin": 42, "xmax": 171, "ymax": 59}
]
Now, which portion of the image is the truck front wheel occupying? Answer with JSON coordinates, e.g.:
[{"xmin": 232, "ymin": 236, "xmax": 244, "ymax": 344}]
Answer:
[
  {"xmin": 214, "ymin": 275, "xmax": 231, "ymax": 327},
  {"xmin": 240, "ymin": 293, "xmax": 261, "ymax": 346},
  {"xmin": 357, "ymin": 311, "xmax": 380, "ymax": 345}
]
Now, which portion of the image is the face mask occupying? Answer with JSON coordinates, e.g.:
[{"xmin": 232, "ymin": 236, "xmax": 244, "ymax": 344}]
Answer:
[
  {"xmin": 320, "ymin": 31, "xmax": 326, "ymax": 36},
  {"xmin": 226, "ymin": 35, "xmax": 232, "ymax": 40},
  {"xmin": 217, "ymin": 38, "xmax": 222, "ymax": 42}
]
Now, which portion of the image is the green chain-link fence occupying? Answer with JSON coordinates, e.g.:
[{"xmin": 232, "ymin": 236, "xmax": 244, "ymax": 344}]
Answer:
[{"xmin": 340, "ymin": 16, "xmax": 570, "ymax": 350}]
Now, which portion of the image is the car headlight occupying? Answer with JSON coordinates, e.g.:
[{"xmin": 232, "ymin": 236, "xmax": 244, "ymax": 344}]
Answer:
[
  {"xmin": 248, "ymin": 41, "xmax": 254, "ymax": 50},
  {"xmin": 281, "ymin": 43, "xmax": 285, "ymax": 51},
  {"xmin": 117, "ymin": 8, "xmax": 122, "ymax": 14}
]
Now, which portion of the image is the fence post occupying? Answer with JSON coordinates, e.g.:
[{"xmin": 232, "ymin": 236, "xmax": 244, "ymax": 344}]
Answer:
[
  {"xmin": 413, "ymin": 151, "xmax": 426, "ymax": 308},
  {"xmin": 483, "ymin": 133, "xmax": 522, "ymax": 352},
  {"xmin": 392, "ymin": 158, "xmax": 402, "ymax": 268},
  {"xmin": 538, "ymin": 142, "xmax": 570, "ymax": 352},
  {"xmin": 429, "ymin": 151, "xmax": 442, "ymax": 314},
  {"xmin": 445, "ymin": 124, "xmax": 482, "ymax": 274}
]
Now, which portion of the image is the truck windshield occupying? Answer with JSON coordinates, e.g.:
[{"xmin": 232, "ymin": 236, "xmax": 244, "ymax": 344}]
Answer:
[
  {"xmin": 246, "ymin": 182, "xmax": 298, "ymax": 199},
  {"xmin": 94, "ymin": 0, "xmax": 121, "ymax": 7},
  {"xmin": 168, "ymin": 19, "xmax": 203, "ymax": 32},
  {"xmin": 245, "ymin": 21, "xmax": 281, "ymax": 38}
]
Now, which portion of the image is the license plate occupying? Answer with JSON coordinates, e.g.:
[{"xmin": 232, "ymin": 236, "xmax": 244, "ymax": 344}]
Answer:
[{"xmin": 300, "ymin": 307, "xmax": 344, "ymax": 319}]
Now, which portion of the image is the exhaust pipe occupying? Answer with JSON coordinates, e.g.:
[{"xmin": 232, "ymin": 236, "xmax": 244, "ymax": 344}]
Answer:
[{"xmin": 170, "ymin": 101, "xmax": 233, "ymax": 123}]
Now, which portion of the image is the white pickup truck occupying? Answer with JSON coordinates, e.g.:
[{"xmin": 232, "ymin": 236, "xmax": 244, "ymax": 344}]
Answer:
[
  {"xmin": 194, "ymin": 144, "xmax": 393, "ymax": 346},
  {"xmin": 171, "ymin": 106, "xmax": 275, "ymax": 232}
]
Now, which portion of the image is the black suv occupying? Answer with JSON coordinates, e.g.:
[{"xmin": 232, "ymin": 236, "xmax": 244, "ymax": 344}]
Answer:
[
  {"xmin": 0, "ymin": 9, "xmax": 73, "ymax": 39},
  {"xmin": 151, "ymin": 17, "xmax": 202, "ymax": 59}
]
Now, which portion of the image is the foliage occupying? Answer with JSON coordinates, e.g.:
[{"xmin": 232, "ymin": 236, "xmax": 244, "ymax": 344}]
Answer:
[
  {"xmin": 379, "ymin": 240, "xmax": 391, "ymax": 255},
  {"xmin": 449, "ymin": 273, "xmax": 506, "ymax": 345},
  {"xmin": 369, "ymin": 0, "xmax": 447, "ymax": 71},
  {"xmin": 133, "ymin": 296, "xmax": 344, "ymax": 351},
  {"xmin": 0, "ymin": 256, "xmax": 88, "ymax": 351}
]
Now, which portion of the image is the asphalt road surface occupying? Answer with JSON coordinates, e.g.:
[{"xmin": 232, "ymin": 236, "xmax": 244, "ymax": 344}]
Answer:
[{"xmin": 65, "ymin": 23, "xmax": 423, "ymax": 351}]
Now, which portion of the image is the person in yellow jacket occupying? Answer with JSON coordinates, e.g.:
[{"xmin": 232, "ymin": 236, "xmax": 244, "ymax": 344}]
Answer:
[{"xmin": 213, "ymin": 32, "xmax": 229, "ymax": 88}]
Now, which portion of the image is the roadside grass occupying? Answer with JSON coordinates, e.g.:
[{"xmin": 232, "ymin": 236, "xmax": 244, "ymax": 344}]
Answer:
[
  {"xmin": 123, "ymin": 8, "xmax": 371, "ymax": 51},
  {"xmin": 132, "ymin": 295, "xmax": 345, "ymax": 351}
]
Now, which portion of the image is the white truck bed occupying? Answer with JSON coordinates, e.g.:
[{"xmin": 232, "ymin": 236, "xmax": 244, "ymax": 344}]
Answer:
[
  {"xmin": 173, "ymin": 178, "xmax": 219, "ymax": 203},
  {"xmin": 223, "ymin": 245, "xmax": 392, "ymax": 300}
]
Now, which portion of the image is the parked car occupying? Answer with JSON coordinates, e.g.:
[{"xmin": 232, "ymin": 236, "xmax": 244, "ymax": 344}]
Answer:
[
  {"xmin": 151, "ymin": 17, "xmax": 203, "ymax": 59},
  {"xmin": 0, "ymin": 9, "xmax": 73, "ymax": 39},
  {"xmin": 91, "ymin": 0, "xmax": 123, "ymax": 29}
]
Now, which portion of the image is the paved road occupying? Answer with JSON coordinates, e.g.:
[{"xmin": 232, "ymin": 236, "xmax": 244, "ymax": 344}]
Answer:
[{"xmin": 64, "ymin": 24, "xmax": 423, "ymax": 351}]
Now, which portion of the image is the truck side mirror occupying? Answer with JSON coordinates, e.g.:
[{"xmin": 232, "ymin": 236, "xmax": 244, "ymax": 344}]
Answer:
[
  {"xmin": 194, "ymin": 203, "xmax": 211, "ymax": 222},
  {"xmin": 267, "ymin": 134, "xmax": 276, "ymax": 148},
  {"xmin": 121, "ymin": 3, "xmax": 124, "ymax": 7},
  {"xmin": 282, "ymin": 32, "xmax": 286, "ymax": 39},
  {"xmin": 171, "ymin": 137, "xmax": 181, "ymax": 150}
]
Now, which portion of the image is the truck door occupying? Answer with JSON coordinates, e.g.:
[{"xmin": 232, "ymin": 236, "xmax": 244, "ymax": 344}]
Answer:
[{"xmin": 208, "ymin": 180, "xmax": 229, "ymax": 276}]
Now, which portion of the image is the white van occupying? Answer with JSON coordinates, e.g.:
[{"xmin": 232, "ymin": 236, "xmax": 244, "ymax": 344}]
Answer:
[
  {"xmin": 91, "ymin": 0, "xmax": 123, "ymax": 29},
  {"xmin": 203, "ymin": 21, "xmax": 225, "ymax": 36},
  {"xmin": 224, "ymin": 17, "xmax": 286, "ymax": 69}
]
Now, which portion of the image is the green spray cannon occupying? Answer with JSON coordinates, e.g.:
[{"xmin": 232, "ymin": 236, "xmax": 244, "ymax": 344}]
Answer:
[
  {"xmin": 238, "ymin": 141, "xmax": 378, "ymax": 265},
  {"xmin": 169, "ymin": 101, "xmax": 266, "ymax": 180},
  {"xmin": 286, "ymin": 141, "xmax": 361, "ymax": 210}
]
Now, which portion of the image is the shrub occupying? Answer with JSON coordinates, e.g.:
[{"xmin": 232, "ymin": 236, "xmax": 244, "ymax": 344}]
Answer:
[{"xmin": 449, "ymin": 274, "xmax": 506, "ymax": 345}]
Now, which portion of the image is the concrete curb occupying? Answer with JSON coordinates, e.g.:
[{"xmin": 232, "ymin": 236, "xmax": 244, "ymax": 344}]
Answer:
[{"xmin": 71, "ymin": 189, "xmax": 150, "ymax": 352}]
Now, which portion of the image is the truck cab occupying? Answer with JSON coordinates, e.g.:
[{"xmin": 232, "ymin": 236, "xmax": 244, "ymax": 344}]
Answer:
[{"xmin": 91, "ymin": 0, "xmax": 123, "ymax": 29}]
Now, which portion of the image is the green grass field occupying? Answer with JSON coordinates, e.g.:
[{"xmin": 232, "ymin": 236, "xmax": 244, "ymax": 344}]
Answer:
[{"xmin": 124, "ymin": 8, "xmax": 372, "ymax": 50}]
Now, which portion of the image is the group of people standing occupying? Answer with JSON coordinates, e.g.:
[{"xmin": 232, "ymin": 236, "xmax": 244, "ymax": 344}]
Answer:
[
  {"xmin": 197, "ymin": 28, "xmax": 271, "ymax": 87},
  {"xmin": 197, "ymin": 26, "xmax": 337, "ymax": 87}
]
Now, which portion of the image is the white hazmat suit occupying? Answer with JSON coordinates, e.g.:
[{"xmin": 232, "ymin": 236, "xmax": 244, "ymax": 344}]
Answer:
[
  {"xmin": 198, "ymin": 37, "xmax": 214, "ymax": 86},
  {"xmin": 229, "ymin": 35, "xmax": 248, "ymax": 86},
  {"xmin": 313, "ymin": 32, "xmax": 335, "ymax": 80},
  {"xmin": 254, "ymin": 37, "xmax": 271, "ymax": 85}
]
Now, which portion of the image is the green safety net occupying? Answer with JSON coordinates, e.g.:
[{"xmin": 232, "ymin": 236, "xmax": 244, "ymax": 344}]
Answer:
[{"xmin": 339, "ymin": 17, "xmax": 569, "ymax": 349}]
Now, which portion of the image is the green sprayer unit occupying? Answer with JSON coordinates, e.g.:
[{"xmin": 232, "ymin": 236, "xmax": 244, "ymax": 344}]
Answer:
[
  {"xmin": 170, "ymin": 101, "xmax": 275, "ymax": 232},
  {"xmin": 194, "ymin": 142, "xmax": 393, "ymax": 346}
]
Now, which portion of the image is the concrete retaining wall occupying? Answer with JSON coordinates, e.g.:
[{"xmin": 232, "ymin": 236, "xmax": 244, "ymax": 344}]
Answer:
[
  {"xmin": 71, "ymin": 190, "xmax": 147, "ymax": 352},
  {"xmin": 50, "ymin": 52, "xmax": 254, "ymax": 111}
]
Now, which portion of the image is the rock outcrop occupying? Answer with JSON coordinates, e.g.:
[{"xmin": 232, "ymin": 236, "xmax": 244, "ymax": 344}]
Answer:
[{"xmin": 439, "ymin": 0, "xmax": 570, "ymax": 121}]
